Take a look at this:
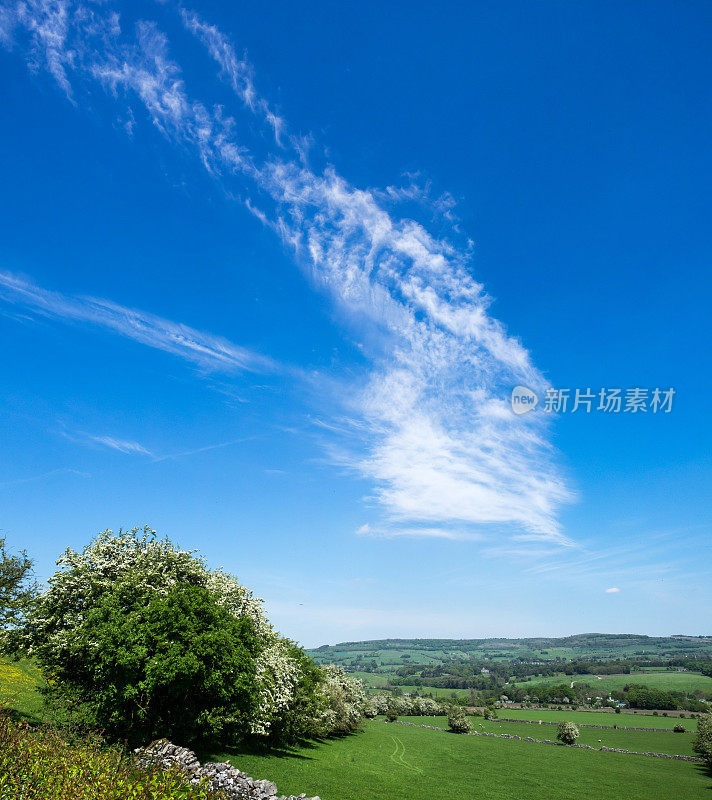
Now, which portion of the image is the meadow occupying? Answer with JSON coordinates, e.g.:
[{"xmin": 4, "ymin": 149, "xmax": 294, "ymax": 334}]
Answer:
[
  {"xmin": 514, "ymin": 670, "xmax": 712, "ymax": 695},
  {"xmin": 499, "ymin": 707, "xmax": 701, "ymax": 729},
  {"xmin": 210, "ymin": 719, "xmax": 711, "ymax": 800},
  {"xmin": 400, "ymin": 716, "xmax": 697, "ymax": 757},
  {"xmin": 0, "ymin": 658, "xmax": 44, "ymax": 722}
]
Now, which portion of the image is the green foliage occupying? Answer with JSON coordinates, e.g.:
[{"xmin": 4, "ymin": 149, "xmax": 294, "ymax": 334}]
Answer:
[
  {"xmin": 613, "ymin": 684, "xmax": 678, "ymax": 710},
  {"xmin": 311, "ymin": 665, "xmax": 367, "ymax": 736},
  {"xmin": 483, "ymin": 705, "xmax": 498, "ymax": 720},
  {"xmin": 386, "ymin": 710, "xmax": 398, "ymax": 722},
  {"xmin": 673, "ymin": 723, "xmax": 686, "ymax": 733},
  {"xmin": 45, "ymin": 580, "xmax": 259, "ymax": 745},
  {"xmin": 556, "ymin": 721, "xmax": 579, "ymax": 745},
  {"xmin": 0, "ymin": 538, "xmax": 36, "ymax": 647},
  {"xmin": 693, "ymin": 714, "xmax": 712, "ymax": 766},
  {"xmin": 0, "ymin": 709, "xmax": 223, "ymax": 799},
  {"xmin": 447, "ymin": 706, "xmax": 470, "ymax": 733},
  {"xmin": 13, "ymin": 528, "xmax": 365, "ymax": 745}
]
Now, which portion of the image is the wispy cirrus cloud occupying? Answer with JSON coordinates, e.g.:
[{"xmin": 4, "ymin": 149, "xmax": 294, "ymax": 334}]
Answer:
[
  {"xmin": 0, "ymin": 0, "xmax": 573, "ymax": 543},
  {"xmin": 82, "ymin": 434, "xmax": 153, "ymax": 457},
  {"xmin": 0, "ymin": 271, "xmax": 276, "ymax": 375},
  {"xmin": 68, "ymin": 430, "xmax": 249, "ymax": 461}
]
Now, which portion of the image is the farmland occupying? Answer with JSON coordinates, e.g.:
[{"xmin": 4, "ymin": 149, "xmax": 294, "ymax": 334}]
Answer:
[
  {"xmin": 209, "ymin": 718, "xmax": 710, "ymax": 800},
  {"xmin": 2, "ymin": 655, "xmax": 710, "ymax": 800},
  {"xmin": 499, "ymin": 707, "xmax": 702, "ymax": 729},
  {"xmin": 398, "ymin": 716, "xmax": 698, "ymax": 757},
  {"xmin": 308, "ymin": 634, "xmax": 712, "ymax": 669},
  {"xmin": 513, "ymin": 670, "xmax": 712, "ymax": 694}
]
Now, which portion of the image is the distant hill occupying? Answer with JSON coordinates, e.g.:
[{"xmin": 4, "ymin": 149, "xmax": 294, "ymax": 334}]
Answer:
[{"xmin": 307, "ymin": 633, "xmax": 712, "ymax": 669}]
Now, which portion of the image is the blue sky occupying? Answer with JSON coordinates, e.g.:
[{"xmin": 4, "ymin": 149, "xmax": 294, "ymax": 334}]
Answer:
[{"xmin": 0, "ymin": 0, "xmax": 710, "ymax": 646}]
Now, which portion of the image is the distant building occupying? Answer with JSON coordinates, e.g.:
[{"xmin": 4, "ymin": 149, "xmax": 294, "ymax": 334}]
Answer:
[{"xmin": 481, "ymin": 668, "xmax": 490, "ymax": 674}]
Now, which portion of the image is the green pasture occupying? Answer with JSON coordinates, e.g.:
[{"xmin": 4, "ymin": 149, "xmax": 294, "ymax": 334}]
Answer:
[
  {"xmin": 499, "ymin": 707, "xmax": 701, "ymax": 729},
  {"xmin": 210, "ymin": 719, "xmax": 711, "ymax": 800},
  {"xmin": 399, "ymin": 716, "xmax": 697, "ymax": 757},
  {"xmin": 514, "ymin": 670, "xmax": 712, "ymax": 695}
]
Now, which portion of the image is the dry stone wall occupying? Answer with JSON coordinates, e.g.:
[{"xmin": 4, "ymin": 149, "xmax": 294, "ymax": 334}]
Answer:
[{"xmin": 135, "ymin": 740, "xmax": 321, "ymax": 800}]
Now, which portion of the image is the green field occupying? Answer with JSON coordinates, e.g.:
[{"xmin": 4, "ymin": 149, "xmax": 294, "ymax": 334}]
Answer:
[
  {"xmin": 399, "ymin": 716, "xmax": 697, "ymax": 757},
  {"xmin": 209, "ymin": 720, "xmax": 710, "ymax": 800},
  {"xmin": 514, "ymin": 670, "xmax": 712, "ymax": 695},
  {"xmin": 397, "ymin": 684, "xmax": 472, "ymax": 699},
  {"xmin": 499, "ymin": 707, "xmax": 702, "ymax": 730},
  {"xmin": 0, "ymin": 658, "xmax": 44, "ymax": 722}
]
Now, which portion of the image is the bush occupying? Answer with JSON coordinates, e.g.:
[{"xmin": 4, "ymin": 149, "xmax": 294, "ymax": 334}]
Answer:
[
  {"xmin": 37, "ymin": 578, "xmax": 260, "ymax": 747},
  {"xmin": 447, "ymin": 707, "xmax": 471, "ymax": 734},
  {"xmin": 673, "ymin": 723, "xmax": 686, "ymax": 733},
  {"xmin": 556, "ymin": 721, "xmax": 580, "ymax": 745},
  {"xmin": 693, "ymin": 714, "xmax": 712, "ymax": 766},
  {"xmin": 11, "ymin": 528, "xmax": 365, "ymax": 746},
  {"xmin": 386, "ymin": 710, "xmax": 398, "ymax": 722},
  {"xmin": 614, "ymin": 707, "xmax": 621, "ymax": 714},
  {"xmin": 0, "ymin": 709, "xmax": 221, "ymax": 799},
  {"xmin": 483, "ymin": 705, "xmax": 498, "ymax": 720}
]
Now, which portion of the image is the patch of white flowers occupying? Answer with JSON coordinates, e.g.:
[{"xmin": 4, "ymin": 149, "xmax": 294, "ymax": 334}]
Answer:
[
  {"xmin": 311, "ymin": 665, "xmax": 368, "ymax": 736},
  {"xmin": 19, "ymin": 527, "xmax": 359, "ymax": 736},
  {"xmin": 364, "ymin": 693, "xmax": 443, "ymax": 717}
]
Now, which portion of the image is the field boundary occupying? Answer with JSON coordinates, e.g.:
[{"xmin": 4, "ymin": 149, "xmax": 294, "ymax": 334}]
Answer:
[{"xmin": 382, "ymin": 721, "xmax": 704, "ymax": 763}]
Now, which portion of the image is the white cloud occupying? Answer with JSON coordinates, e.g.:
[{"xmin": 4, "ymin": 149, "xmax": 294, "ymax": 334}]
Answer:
[
  {"xmin": 605, "ymin": 587, "xmax": 621, "ymax": 594},
  {"xmin": 87, "ymin": 435, "xmax": 152, "ymax": 456},
  {"xmin": 0, "ymin": 271, "xmax": 275, "ymax": 375},
  {"xmin": 1, "ymin": 2, "xmax": 573, "ymax": 544}
]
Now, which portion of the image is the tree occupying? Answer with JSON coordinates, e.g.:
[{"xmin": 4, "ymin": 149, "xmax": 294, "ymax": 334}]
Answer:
[
  {"xmin": 46, "ymin": 579, "xmax": 260, "ymax": 745},
  {"xmin": 693, "ymin": 714, "xmax": 712, "ymax": 766},
  {"xmin": 556, "ymin": 721, "xmax": 580, "ymax": 745},
  {"xmin": 447, "ymin": 706, "xmax": 471, "ymax": 733},
  {"xmin": 14, "ymin": 528, "xmax": 364, "ymax": 744},
  {"xmin": 0, "ymin": 538, "xmax": 36, "ymax": 651}
]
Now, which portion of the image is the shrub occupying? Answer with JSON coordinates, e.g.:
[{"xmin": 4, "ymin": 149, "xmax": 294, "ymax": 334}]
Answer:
[
  {"xmin": 483, "ymin": 705, "xmax": 498, "ymax": 720},
  {"xmin": 673, "ymin": 723, "xmax": 686, "ymax": 733},
  {"xmin": 386, "ymin": 710, "xmax": 398, "ymax": 722},
  {"xmin": 693, "ymin": 714, "xmax": 712, "ymax": 766},
  {"xmin": 42, "ymin": 580, "xmax": 260, "ymax": 746},
  {"xmin": 310, "ymin": 665, "xmax": 367, "ymax": 736},
  {"xmin": 447, "ymin": 707, "xmax": 471, "ymax": 734},
  {"xmin": 614, "ymin": 707, "xmax": 621, "ymax": 714},
  {"xmin": 0, "ymin": 709, "xmax": 221, "ymax": 799},
  {"xmin": 556, "ymin": 721, "xmax": 580, "ymax": 745},
  {"xmin": 11, "ymin": 528, "xmax": 364, "ymax": 745}
]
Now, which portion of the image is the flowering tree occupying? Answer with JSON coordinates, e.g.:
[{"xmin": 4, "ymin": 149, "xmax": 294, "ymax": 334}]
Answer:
[
  {"xmin": 556, "ymin": 721, "xmax": 580, "ymax": 745},
  {"xmin": 13, "ymin": 528, "xmax": 364, "ymax": 744}
]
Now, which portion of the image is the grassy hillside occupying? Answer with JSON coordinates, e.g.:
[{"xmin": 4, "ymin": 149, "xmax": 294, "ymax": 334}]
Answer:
[
  {"xmin": 0, "ymin": 658, "xmax": 45, "ymax": 722},
  {"xmin": 209, "ymin": 719, "xmax": 710, "ymax": 800},
  {"xmin": 308, "ymin": 634, "xmax": 712, "ymax": 667}
]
